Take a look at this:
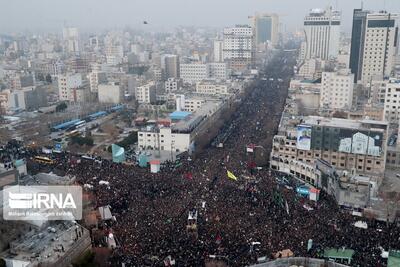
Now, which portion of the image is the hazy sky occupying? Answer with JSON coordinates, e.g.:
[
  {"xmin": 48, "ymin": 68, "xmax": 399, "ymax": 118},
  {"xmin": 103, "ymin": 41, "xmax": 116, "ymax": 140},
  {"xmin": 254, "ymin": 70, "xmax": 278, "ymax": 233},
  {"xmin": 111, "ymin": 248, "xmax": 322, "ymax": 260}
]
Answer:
[{"xmin": 0, "ymin": 0, "xmax": 399, "ymax": 33}]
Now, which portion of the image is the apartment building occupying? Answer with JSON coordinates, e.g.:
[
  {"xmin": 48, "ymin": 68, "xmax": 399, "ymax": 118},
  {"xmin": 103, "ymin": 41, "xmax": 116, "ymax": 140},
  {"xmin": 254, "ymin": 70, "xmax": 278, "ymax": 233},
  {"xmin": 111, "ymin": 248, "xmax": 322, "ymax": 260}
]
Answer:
[
  {"xmin": 196, "ymin": 80, "xmax": 230, "ymax": 95},
  {"xmin": 384, "ymin": 79, "xmax": 400, "ymax": 123},
  {"xmin": 165, "ymin": 78, "xmax": 182, "ymax": 92},
  {"xmin": 180, "ymin": 63, "xmax": 209, "ymax": 83},
  {"xmin": 360, "ymin": 12, "xmax": 398, "ymax": 85},
  {"xmin": 135, "ymin": 82, "xmax": 156, "ymax": 104},
  {"xmin": 57, "ymin": 73, "xmax": 82, "ymax": 101},
  {"xmin": 320, "ymin": 69, "xmax": 354, "ymax": 110},
  {"xmin": 223, "ymin": 25, "xmax": 254, "ymax": 71}
]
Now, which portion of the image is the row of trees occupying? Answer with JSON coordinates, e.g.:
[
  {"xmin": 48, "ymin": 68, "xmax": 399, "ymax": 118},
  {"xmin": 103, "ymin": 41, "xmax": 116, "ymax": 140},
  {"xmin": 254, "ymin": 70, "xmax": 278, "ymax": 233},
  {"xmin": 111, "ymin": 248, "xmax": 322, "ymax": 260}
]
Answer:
[{"xmin": 70, "ymin": 135, "xmax": 94, "ymax": 146}]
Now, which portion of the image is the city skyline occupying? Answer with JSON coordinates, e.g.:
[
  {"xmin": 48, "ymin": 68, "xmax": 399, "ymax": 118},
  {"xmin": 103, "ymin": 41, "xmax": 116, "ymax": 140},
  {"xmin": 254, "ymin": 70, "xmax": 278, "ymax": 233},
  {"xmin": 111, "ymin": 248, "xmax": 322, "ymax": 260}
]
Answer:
[
  {"xmin": 1, "ymin": 0, "xmax": 400, "ymax": 266},
  {"xmin": 0, "ymin": 0, "xmax": 399, "ymax": 33}
]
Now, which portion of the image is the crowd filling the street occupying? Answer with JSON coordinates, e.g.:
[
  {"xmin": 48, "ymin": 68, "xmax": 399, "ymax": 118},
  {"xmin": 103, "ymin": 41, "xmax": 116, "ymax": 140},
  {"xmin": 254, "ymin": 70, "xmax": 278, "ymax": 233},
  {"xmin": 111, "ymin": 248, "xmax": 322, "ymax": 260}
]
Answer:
[{"xmin": 3, "ymin": 52, "xmax": 400, "ymax": 267}]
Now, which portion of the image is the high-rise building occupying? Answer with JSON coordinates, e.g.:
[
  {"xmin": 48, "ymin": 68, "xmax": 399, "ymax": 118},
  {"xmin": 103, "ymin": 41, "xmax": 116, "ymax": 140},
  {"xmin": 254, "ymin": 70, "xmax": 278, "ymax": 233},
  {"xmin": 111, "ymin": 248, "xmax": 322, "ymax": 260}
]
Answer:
[
  {"xmin": 57, "ymin": 73, "xmax": 82, "ymax": 101},
  {"xmin": 359, "ymin": 12, "xmax": 398, "ymax": 85},
  {"xmin": 180, "ymin": 63, "xmax": 210, "ymax": 83},
  {"xmin": 383, "ymin": 79, "xmax": 400, "ymax": 124},
  {"xmin": 208, "ymin": 62, "xmax": 229, "ymax": 80},
  {"xmin": 303, "ymin": 7, "xmax": 341, "ymax": 60},
  {"xmin": 213, "ymin": 40, "xmax": 224, "ymax": 62},
  {"xmin": 223, "ymin": 25, "xmax": 254, "ymax": 71},
  {"xmin": 88, "ymin": 71, "xmax": 107, "ymax": 93},
  {"xmin": 62, "ymin": 27, "xmax": 80, "ymax": 54},
  {"xmin": 251, "ymin": 13, "xmax": 279, "ymax": 47},
  {"xmin": 105, "ymin": 44, "xmax": 124, "ymax": 65},
  {"xmin": 135, "ymin": 82, "xmax": 156, "ymax": 104},
  {"xmin": 349, "ymin": 9, "xmax": 370, "ymax": 82},
  {"xmin": 162, "ymin": 54, "xmax": 180, "ymax": 79}
]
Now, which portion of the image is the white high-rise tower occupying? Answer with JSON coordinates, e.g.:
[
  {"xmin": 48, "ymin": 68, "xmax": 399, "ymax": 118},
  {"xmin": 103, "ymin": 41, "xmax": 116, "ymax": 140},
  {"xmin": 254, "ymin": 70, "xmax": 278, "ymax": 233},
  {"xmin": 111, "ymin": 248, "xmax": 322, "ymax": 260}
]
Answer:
[{"xmin": 303, "ymin": 7, "xmax": 341, "ymax": 60}]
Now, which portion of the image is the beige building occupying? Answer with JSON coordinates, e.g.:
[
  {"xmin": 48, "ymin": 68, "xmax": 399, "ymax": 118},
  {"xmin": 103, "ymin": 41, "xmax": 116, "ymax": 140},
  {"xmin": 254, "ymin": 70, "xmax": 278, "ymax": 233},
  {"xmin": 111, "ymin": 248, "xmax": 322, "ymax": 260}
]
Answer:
[
  {"xmin": 196, "ymin": 80, "xmax": 230, "ymax": 95},
  {"xmin": 69, "ymin": 86, "xmax": 90, "ymax": 103},
  {"xmin": 57, "ymin": 73, "xmax": 82, "ymax": 101},
  {"xmin": 298, "ymin": 58, "xmax": 326, "ymax": 80},
  {"xmin": 135, "ymin": 82, "xmax": 156, "ymax": 104},
  {"xmin": 360, "ymin": 12, "xmax": 398, "ymax": 85},
  {"xmin": 384, "ymin": 79, "xmax": 400, "ymax": 124},
  {"xmin": 180, "ymin": 63, "xmax": 209, "ymax": 83},
  {"xmin": 88, "ymin": 71, "xmax": 107, "ymax": 92},
  {"xmin": 320, "ymin": 69, "xmax": 354, "ymax": 110},
  {"xmin": 165, "ymin": 78, "xmax": 182, "ymax": 92},
  {"xmin": 223, "ymin": 25, "xmax": 254, "ymax": 71},
  {"xmin": 183, "ymin": 98, "xmax": 205, "ymax": 112},
  {"xmin": 270, "ymin": 116, "xmax": 388, "ymax": 186}
]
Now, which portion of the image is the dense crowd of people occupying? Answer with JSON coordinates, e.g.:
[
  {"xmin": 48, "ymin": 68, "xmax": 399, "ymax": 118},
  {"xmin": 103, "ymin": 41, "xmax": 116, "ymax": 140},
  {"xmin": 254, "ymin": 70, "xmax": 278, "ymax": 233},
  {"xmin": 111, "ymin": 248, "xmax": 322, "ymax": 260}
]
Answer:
[{"xmin": 4, "ymin": 51, "xmax": 400, "ymax": 266}]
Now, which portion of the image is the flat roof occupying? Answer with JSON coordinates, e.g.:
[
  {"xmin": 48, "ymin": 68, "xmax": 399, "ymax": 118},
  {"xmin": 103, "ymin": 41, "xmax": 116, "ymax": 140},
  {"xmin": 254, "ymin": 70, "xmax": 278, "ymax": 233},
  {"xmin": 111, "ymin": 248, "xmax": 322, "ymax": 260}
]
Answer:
[
  {"xmin": 172, "ymin": 101, "xmax": 221, "ymax": 132},
  {"xmin": 1, "ymin": 222, "xmax": 88, "ymax": 264},
  {"xmin": 304, "ymin": 116, "xmax": 387, "ymax": 131},
  {"xmin": 169, "ymin": 111, "xmax": 192, "ymax": 120},
  {"xmin": 20, "ymin": 173, "xmax": 74, "ymax": 186},
  {"xmin": 53, "ymin": 119, "xmax": 81, "ymax": 130}
]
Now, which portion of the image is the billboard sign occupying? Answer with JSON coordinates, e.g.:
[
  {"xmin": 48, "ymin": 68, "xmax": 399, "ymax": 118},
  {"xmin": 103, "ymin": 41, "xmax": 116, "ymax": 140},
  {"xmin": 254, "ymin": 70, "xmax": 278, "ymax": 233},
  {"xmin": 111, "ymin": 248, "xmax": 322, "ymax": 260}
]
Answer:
[
  {"xmin": 338, "ymin": 130, "xmax": 383, "ymax": 157},
  {"xmin": 296, "ymin": 186, "xmax": 310, "ymax": 196},
  {"xmin": 296, "ymin": 125, "xmax": 312, "ymax": 151}
]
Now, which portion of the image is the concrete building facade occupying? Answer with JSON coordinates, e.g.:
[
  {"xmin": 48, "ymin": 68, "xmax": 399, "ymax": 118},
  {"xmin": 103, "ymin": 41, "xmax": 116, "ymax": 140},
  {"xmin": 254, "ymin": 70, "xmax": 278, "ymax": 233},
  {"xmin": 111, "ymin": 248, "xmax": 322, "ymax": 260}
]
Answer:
[
  {"xmin": 135, "ymin": 82, "xmax": 156, "ymax": 104},
  {"xmin": 162, "ymin": 54, "xmax": 180, "ymax": 79},
  {"xmin": 180, "ymin": 63, "xmax": 210, "ymax": 83},
  {"xmin": 57, "ymin": 73, "xmax": 82, "ymax": 101},
  {"xmin": 223, "ymin": 25, "xmax": 254, "ymax": 71},
  {"xmin": 360, "ymin": 12, "xmax": 399, "ymax": 85},
  {"xmin": 270, "ymin": 116, "xmax": 388, "ymax": 185},
  {"xmin": 196, "ymin": 80, "xmax": 230, "ymax": 95},
  {"xmin": 303, "ymin": 7, "xmax": 341, "ymax": 60},
  {"xmin": 251, "ymin": 13, "xmax": 279, "ymax": 47},
  {"xmin": 384, "ymin": 79, "xmax": 400, "ymax": 123},
  {"xmin": 213, "ymin": 40, "xmax": 224, "ymax": 62},
  {"xmin": 98, "ymin": 83, "xmax": 122, "ymax": 104},
  {"xmin": 320, "ymin": 69, "xmax": 354, "ymax": 110}
]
